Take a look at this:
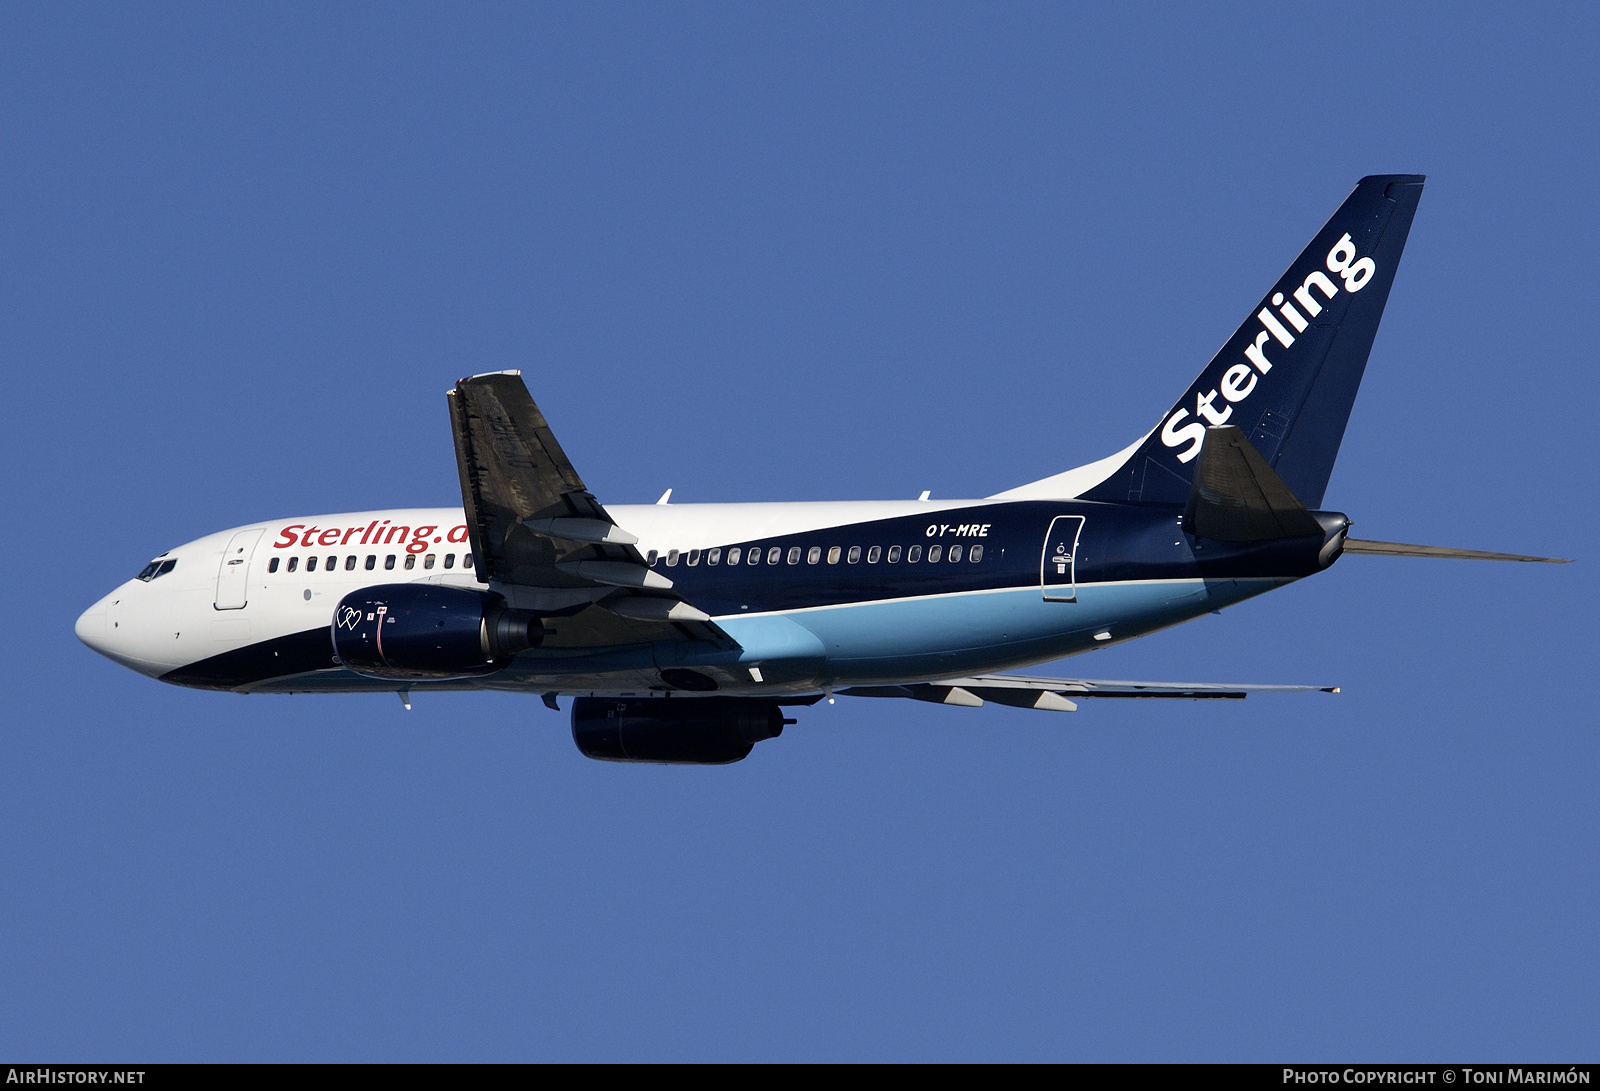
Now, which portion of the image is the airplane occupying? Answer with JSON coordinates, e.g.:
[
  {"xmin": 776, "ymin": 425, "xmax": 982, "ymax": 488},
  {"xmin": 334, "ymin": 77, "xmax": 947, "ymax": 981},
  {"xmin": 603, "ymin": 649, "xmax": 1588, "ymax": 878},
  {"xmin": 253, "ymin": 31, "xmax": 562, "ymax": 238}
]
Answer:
[{"xmin": 74, "ymin": 174, "xmax": 1570, "ymax": 764}]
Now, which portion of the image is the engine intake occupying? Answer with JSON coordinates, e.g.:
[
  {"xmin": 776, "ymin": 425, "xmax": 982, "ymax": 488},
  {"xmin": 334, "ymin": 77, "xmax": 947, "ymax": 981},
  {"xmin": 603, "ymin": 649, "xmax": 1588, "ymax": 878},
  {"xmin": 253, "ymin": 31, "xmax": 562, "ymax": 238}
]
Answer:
[
  {"xmin": 571, "ymin": 697, "xmax": 791, "ymax": 764},
  {"xmin": 332, "ymin": 584, "xmax": 543, "ymax": 681}
]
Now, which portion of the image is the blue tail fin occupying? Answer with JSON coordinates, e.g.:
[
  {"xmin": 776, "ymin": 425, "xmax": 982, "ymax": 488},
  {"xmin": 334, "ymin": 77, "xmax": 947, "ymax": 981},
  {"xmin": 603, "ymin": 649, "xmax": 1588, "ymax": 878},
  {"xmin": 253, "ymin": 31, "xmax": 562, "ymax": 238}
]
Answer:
[{"xmin": 1081, "ymin": 175, "xmax": 1424, "ymax": 509}]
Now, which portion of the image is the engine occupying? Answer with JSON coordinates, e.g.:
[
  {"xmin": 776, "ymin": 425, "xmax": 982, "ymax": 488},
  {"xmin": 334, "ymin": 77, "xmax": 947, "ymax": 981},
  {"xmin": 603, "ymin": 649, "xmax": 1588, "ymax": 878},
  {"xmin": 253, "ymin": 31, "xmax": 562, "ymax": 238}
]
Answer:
[
  {"xmin": 571, "ymin": 697, "xmax": 792, "ymax": 764},
  {"xmin": 331, "ymin": 584, "xmax": 544, "ymax": 681}
]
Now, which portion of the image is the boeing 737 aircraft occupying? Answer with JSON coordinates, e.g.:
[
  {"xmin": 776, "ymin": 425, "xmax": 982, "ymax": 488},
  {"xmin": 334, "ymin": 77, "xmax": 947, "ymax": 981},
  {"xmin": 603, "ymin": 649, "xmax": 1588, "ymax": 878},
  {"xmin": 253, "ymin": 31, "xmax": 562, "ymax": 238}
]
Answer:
[{"xmin": 75, "ymin": 175, "xmax": 1568, "ymax": 763}]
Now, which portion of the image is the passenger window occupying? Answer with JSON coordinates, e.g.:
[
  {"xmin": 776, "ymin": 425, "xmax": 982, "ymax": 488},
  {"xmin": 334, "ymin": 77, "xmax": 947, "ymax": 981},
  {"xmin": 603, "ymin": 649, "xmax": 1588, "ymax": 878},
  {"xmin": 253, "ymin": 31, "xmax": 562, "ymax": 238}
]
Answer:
[
  {"xmin": 306, "ymin": 556, "xmax": 318, "ymax": 572},
  {"xmin": 866, "ymin": 545, "xmax": 880, "ymax": 563},
  {"xmin": 767, "ymin": 547, "xmax": 781, "ymax": 565},
  {"xmin": 787, "ymin": 546, "xmax": 801, "ymax": 565},
  {"xmin": 827, "ymin": 546, "xmax": 841, "ymax": 564},
  {"xmin": 847, "ymin": 546, "xmax": 860, "ymax": 564},
  {"xmin": 928, "ymin": 545, "xmax": 942, "ymax": 563},
  {"xmin": 708, "ymin": 547, "xmax": 721, "ymax": 566},
  {"xmin": 384, "ymin": 555, "xmax": 395, "ymax": 570},
  {"xmin": 404, "ymin": 555, "xmax": 416, "ymax": 570},
  {"xmin": 366, "ymin": 555, "xmax": 377, "ymax": 570},
  {"xmin": 345, "ymin": 555, "xmax": 358, "ymax": 571},
  {"xmin": 424, "ymin": 554, "xmax": 436, "ymax": 569},
  {"xmin": 326, "ymin": 556, "xmax": 336, "ymax": 570},
  {"xmin": 647, "ymin": 549, "xmax": 658, "ymax": 565},
  {"xmin": 807, "ymin": 546, "xmax": 821, "ymax": 564},
  {"xmin": 727, "ymin": 547, "xmax": 741, "ymax": 565},
  {"xmin": 463, "ymin": 554, "xmax": 474, "ymax": 569},
  {"xmin": 948, "ymin": 545, "xmax": 962, "ymax": 563},
  {"xmin": 970, "ymin": 544, "xmax": 983, "ymax": 562},
  {"xmin": 666, "ymin": 549, "xmax": 679, "ymax": 567},
  {"xmin": 444, "ymin": 553, "xmax": 455, "ymax": 569},
  {"xmin": 907, "ymin": 545, "xmax": 922, "ymax": 563},
  {"xmin": 287, "ymin": 556, "xmax": 299, "ymax": 573},
  {"xmin": 687, "ymin": 549, "xmax": 700, "ymax": 566},
  {"xmin": 887, "ymin": 545, "xmax": 901, "ymax": 563},
  {"xmin": 268, "ymin": 557, "xmax": 279, "ymax": 573}
]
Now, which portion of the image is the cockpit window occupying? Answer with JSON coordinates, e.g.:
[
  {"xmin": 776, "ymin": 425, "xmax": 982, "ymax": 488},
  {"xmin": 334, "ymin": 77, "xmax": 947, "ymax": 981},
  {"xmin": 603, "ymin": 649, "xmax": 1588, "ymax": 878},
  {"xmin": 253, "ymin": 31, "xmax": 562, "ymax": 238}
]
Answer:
[{"xmin": 137, "ymin": 558, "xmax": 177, "ymax": 582}]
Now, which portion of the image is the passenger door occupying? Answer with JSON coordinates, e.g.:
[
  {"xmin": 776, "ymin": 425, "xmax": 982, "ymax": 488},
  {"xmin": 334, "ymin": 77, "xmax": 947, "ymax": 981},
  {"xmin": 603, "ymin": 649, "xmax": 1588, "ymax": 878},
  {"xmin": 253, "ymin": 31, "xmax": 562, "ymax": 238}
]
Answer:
[
  {"xmin": 214, "ymin": 529, "xmax": 264, "ymax": 610},
  {"xmin": 1040, "ymin": 515, "xmax": 1084, "ymax": 602}
]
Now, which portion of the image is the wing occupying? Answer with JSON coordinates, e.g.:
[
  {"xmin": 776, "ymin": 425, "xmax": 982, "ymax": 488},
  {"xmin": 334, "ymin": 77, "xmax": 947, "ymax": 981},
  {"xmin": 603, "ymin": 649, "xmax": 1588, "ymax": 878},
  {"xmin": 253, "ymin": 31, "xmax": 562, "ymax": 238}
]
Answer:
[
  {"xmin": 840, "ymin": 674, "xmax": 1337, "ymax": 712},
  {"xmin": 448, "ymin": 371, "xmax": 732, "ymax": 648}
]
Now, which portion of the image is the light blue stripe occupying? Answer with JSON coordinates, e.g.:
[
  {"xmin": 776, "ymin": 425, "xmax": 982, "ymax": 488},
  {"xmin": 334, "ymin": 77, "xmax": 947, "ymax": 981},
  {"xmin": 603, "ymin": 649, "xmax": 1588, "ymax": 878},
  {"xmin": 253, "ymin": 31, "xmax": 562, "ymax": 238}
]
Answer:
[{"xmin": 730, "ymin": 578, "xmax": 1289, "ymax": 681}]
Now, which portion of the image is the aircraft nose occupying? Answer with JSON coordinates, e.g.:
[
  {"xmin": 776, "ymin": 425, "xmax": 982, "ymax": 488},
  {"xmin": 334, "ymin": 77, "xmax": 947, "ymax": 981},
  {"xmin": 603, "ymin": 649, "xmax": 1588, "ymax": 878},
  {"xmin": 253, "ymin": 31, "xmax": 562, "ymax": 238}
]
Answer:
[
  {"xmin": 74, "ymin": 586, "xmax": 169, "ymax": 677},
  {"xmin": 75, "ymin": 599, "xmax": 110, "ymax": 655}
]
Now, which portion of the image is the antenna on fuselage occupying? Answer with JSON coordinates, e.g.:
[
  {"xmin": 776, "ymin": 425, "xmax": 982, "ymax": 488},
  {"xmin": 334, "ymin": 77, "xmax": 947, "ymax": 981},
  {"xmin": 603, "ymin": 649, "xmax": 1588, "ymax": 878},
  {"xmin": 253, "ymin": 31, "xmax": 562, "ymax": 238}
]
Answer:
[{"xmin": 656, "ymin": 489, "xmax": 672, "ymax": 505}]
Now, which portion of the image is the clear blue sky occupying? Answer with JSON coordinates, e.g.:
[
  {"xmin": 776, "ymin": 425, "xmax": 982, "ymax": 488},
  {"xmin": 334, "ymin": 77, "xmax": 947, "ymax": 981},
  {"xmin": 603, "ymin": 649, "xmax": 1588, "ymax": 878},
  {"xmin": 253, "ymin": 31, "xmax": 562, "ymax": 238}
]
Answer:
[{"xmin": 1, "ymin": 4, "xmax": 1595, "ymax": 1061}]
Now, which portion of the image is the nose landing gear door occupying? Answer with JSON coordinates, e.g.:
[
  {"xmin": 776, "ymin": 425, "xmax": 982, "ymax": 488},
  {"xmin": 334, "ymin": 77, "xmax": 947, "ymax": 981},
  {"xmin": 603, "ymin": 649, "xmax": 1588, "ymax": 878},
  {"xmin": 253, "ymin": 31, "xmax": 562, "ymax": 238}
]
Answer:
[
  {"xmin": 215, "ymin": 528, "xmax": 265, "ymax": 611},
  {"xmin": 1041, "ymin": 515, "xmax": 1084, "ymax": 602}
]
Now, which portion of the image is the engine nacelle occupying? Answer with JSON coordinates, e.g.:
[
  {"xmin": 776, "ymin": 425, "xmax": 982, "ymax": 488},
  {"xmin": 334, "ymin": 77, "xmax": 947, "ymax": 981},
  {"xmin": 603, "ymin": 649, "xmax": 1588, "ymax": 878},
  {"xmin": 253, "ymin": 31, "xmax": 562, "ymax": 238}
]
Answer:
[
  {"xmin": 331, "ymin": 584, "xmax": 543, "ymax": 681},
  {"xmin": 571, "ymin": 697, "xmax": 791, "ymax": 764}
]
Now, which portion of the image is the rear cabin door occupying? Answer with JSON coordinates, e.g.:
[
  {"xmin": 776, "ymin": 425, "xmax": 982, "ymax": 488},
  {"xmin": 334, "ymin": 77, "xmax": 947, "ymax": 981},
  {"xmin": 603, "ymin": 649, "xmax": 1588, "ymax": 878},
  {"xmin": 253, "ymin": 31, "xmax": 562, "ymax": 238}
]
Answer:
[
  {"xmin": 1041, "ymin": 515, "xmax": 1085, "ymax": 602},
  {"xmin": 214, "ymin": 528, "xmax": 265, "ymax": 610}
]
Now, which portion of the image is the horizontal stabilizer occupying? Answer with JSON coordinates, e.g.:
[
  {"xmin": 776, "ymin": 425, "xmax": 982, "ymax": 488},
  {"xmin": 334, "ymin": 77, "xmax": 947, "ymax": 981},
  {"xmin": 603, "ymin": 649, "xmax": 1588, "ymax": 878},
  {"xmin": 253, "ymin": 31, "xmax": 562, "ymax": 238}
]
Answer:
[
  {"xmin": 1342, "ymin": 539, "xmax": 1571, "ymax": 563},
  {"xmin": 1184, "ymin": 426, "xmax": 1322, "ymax": 541},
  {"xmin": 839, "ymin": 673, "xmax": 1336, "ymax": 710}
]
